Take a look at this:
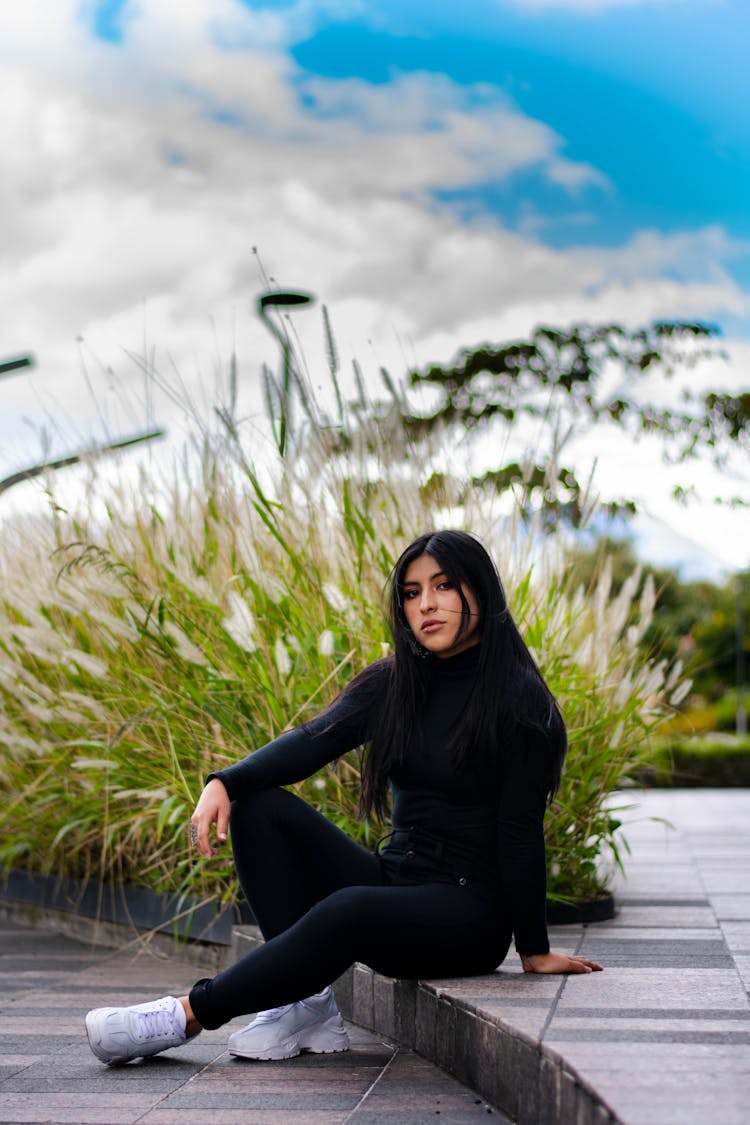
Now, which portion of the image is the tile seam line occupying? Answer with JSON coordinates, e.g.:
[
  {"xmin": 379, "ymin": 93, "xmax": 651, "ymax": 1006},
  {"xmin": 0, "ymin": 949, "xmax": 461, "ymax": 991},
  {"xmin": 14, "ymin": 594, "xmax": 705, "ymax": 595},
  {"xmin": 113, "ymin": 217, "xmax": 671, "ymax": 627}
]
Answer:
[
  {"xmin": 538, "ymin": 936, "xmax": 579, "ymax": 1042},
  {"xmin": 130, "ymin": 1045, "xmax": 230, "ymax": 1123},
  {"xmin": 341, "ymin": 1041, "xmax": 400, "ymax": 1124},
  {"xmin": 689, "ymin": 826, "xmax": 750, "ymax": 1004},
  {"xmin": 47, "ymin": 933, "xmax": 191, "ymax": 1125}
]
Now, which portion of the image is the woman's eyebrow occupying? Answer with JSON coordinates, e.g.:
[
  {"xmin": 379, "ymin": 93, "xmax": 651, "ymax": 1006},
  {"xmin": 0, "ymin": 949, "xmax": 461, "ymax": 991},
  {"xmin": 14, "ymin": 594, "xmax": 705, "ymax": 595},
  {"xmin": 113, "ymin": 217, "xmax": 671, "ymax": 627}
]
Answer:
[{"xmin": 402, "ymin": 571, "xmax": 446, "ymax": 586}]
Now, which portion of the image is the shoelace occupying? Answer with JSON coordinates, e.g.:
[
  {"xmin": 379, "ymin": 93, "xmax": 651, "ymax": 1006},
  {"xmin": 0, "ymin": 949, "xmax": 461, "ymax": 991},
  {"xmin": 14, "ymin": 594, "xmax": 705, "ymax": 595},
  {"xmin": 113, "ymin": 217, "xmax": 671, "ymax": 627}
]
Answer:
[{"xmin": 134, "ymin": 1006, "xmax": 180, "ymax": 1042}]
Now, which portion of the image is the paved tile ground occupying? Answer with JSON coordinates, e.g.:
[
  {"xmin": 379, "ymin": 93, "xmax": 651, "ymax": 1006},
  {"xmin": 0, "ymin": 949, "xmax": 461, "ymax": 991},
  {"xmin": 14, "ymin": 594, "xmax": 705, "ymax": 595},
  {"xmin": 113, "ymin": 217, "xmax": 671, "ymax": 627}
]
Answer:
[
  {"xmin": 3, "ymin": 790, "xmax": 750, "ymax": 1124},
  {"xmin": 420, "ymin": 789, "xmax": 750, "ymax": 1125},
  {"xmin": 550, "ymin": 789, "xmax": 750, "ymax": 1124},
  {"xmin": 0, "ymin": 918, "xmax": 507, "ymax": 1124}
]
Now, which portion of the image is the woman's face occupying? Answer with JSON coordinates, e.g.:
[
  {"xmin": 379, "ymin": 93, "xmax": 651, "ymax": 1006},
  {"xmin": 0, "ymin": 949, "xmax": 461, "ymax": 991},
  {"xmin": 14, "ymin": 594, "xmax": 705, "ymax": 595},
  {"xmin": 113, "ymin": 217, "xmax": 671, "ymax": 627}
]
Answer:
[{"xmin": 401, "ymin": 552, "xmax": 480, "ymax": 659}]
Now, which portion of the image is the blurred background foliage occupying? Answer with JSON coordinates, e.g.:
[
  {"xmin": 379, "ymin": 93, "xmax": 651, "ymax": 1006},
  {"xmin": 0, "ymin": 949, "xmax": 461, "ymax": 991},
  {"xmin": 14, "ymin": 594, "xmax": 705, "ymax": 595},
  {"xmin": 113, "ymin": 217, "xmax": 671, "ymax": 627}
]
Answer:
[
  {"xmin": 567, "ymin": 536, "xmax": 749, "ymax": 735},
  {"xmin": 0, "ymin": 311, "xmax": 747, "ymax": 928}
]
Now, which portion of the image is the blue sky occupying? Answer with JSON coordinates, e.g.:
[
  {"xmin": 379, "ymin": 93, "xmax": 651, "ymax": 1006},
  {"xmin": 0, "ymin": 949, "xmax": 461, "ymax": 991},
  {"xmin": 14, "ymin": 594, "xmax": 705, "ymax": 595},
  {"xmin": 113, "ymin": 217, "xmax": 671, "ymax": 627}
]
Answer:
[
  {"xmin": 286, "ymin": 0, "xmax": 750, "ymax": 311},
  {"xmin": 0, "ymin": 0, "xmax": 748, "ymax": 574},
  {"xmin": 90, "ymin": 0, "xmax": 750, "ymax": 305}
]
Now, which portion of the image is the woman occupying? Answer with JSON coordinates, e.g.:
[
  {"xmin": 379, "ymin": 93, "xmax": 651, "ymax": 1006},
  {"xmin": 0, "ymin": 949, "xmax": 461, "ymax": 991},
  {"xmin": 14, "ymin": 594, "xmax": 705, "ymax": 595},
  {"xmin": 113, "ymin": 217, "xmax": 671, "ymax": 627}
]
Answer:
[{"xmin": 86, "ymin": 530, "xmax": 601, "ymax": 1065}]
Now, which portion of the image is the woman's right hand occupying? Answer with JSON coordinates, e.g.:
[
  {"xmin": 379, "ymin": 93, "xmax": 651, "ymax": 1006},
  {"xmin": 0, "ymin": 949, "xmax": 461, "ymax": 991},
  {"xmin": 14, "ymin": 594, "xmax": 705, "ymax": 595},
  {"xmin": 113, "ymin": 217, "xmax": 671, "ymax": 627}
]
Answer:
[
  {"xmin": 190, "ymin": 778, "xmax": 231, "ymax": 858},
  {"xmin": 521, "ymin": 951, "xmax": 603, "ymax": 974}
]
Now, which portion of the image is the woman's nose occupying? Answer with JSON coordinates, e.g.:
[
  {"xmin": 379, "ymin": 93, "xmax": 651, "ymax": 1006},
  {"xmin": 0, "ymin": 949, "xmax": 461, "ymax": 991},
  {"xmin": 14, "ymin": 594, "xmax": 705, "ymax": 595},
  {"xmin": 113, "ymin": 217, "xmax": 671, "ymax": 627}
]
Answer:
[{"xmin": 420, "ymin": 590, "xmax": 436, "ymax": 612}]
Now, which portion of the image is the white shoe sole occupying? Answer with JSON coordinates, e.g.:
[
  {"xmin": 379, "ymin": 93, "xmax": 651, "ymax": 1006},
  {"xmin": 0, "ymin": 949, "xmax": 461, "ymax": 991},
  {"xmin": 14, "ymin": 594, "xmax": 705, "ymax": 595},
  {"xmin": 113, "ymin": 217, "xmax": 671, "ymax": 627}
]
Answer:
[{"xmin": 229, "ymin": 1014, "xmax": 350, "ymax": 1061}]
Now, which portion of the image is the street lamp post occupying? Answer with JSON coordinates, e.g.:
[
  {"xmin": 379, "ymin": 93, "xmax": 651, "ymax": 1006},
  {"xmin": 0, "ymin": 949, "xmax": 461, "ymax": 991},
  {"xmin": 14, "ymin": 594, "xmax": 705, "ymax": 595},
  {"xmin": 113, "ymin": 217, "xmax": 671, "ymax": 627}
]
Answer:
[
  {"xmin": 0, "ymin": 429, "xmax": 166, "ymax": 496},
  {"xmin": 1, "ymin": 351, "xmax": 166, "ymax": 497},
  {"xmin": 0, "ymin": 355, "xmax": 34, "ymax": 379},
  {"xmin": 257, "ymin": 290, "xmax": 315, "ymax": 457}
]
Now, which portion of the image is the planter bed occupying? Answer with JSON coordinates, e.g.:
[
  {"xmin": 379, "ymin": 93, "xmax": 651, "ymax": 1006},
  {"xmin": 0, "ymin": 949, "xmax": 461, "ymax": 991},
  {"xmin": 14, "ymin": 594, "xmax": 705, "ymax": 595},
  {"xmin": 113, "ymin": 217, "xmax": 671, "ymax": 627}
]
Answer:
[{"xmin": 1, "ymin": 868, "xmax": 252, "ymax": 946}]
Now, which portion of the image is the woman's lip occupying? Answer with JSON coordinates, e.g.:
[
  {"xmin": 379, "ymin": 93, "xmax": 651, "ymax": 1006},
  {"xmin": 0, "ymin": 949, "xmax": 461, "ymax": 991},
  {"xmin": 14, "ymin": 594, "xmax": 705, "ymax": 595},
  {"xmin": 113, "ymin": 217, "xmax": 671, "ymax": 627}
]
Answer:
[{"xmin": 421, "ymin": 621, "xmax": 444, "ymax": 632}]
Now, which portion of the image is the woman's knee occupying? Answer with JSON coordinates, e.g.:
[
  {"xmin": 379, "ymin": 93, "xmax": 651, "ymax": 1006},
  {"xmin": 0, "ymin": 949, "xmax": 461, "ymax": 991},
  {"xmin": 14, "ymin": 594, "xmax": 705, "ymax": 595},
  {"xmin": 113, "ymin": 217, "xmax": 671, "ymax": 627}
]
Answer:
[
  {"xmin": 229, "ymin": 787, "xmax": 292, "ymax": 833},
  {"xmin": 305, "ymin": 886, "xmax": 384, "ymax": 938}
]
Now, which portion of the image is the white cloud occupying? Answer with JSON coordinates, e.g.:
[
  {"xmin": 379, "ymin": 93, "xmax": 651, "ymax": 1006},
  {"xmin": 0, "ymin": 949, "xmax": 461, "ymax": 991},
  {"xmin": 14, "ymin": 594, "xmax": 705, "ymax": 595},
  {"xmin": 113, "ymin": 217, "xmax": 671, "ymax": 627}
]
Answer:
[
  {"xmin": 0, "ymin": 1, "xmax": 617, "ymax": 425},
  {"xmin": 546, "ymin": 157, "xmax": 610, "ymax": 192},
  {"xmin": 0, "ymin": 0, "xmax": 747, "ymax": 573}
]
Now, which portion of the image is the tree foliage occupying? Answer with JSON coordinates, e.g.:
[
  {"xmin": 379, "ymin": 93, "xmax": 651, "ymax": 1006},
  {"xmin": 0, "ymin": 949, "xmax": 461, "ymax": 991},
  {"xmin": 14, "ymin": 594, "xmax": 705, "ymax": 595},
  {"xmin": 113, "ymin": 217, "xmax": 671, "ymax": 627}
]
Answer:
[
  {"xmin": 403, "ymin": 320, "xmax": 748, "ymax": 519},
  {"xmin": 566, "ymin": 536, "xmax": 750, "ymax": 711}
]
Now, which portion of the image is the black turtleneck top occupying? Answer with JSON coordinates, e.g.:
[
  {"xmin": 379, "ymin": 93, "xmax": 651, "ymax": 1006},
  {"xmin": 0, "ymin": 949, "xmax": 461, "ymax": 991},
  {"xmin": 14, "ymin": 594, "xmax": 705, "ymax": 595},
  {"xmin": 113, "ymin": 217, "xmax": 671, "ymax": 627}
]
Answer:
[{"xmin": 211, "ymin": 645, "xmax": 553, "ymax": 955}]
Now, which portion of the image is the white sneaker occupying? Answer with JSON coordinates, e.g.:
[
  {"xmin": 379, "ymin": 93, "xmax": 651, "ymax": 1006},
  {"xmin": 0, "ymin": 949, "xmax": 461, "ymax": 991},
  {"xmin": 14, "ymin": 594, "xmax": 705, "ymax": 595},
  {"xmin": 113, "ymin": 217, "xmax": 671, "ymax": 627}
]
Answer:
[
  {"xmin": 228, "ymin": 987, "xmax": 349, "ymax": 1060},
  {"xmin": 85, "ymin": 995, "xmax": 195, "ymax": 1065}
]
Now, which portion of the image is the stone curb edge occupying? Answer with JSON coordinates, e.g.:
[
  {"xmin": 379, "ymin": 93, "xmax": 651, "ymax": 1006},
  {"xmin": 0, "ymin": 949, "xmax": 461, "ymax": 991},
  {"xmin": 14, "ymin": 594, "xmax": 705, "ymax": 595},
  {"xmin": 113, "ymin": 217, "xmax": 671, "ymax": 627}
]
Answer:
[
  {"xmin": 333, "ymin": 964, "xmax": 623, "ymax": 1125},
  {"xmin": 230, "ymin": 927, "xmax": 622, "ymax": 1125}
]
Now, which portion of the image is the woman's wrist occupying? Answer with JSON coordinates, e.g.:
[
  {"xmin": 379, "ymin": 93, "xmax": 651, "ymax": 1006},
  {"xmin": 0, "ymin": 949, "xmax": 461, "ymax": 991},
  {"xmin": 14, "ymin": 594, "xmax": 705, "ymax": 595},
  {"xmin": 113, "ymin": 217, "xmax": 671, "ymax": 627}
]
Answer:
[{"xmin": 519, "ymin": 951, "xmax": 547, "ymax": 970}]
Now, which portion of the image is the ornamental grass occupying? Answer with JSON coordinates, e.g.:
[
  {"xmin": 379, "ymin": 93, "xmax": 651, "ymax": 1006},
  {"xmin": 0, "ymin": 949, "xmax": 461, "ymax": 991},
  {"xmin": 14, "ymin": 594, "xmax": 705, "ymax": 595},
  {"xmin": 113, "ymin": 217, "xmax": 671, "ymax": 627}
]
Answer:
[{"xmin": 0, "ymin": 347, "xmax": 688, "ymax": 919}]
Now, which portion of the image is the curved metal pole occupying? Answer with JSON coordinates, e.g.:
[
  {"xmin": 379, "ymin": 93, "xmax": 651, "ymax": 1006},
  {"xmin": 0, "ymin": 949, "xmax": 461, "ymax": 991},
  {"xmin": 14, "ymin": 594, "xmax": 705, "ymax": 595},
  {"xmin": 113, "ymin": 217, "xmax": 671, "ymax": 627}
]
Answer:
[
  {"xmin": 257, "ymin": 290, "xmax": 314, "ymax": 457},
  {"xmin": 0, "ymin": 354, "xmax": 33, "ymax": 379},
  {"xmin": 0, "ymin": 428, "xmax": 166, "ymax": 496}
]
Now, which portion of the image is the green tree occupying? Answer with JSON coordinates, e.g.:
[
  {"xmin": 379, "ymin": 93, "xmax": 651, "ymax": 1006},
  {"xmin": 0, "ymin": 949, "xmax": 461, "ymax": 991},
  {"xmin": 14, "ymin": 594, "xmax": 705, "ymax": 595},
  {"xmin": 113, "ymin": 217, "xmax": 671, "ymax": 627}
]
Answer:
[
  {"xmin": 566, "ymin": 537, "xmax": 750, "ymax": 719},
  {"xmin": 402, "ymin": 321, "xmax": 748, "ymax": 520}
]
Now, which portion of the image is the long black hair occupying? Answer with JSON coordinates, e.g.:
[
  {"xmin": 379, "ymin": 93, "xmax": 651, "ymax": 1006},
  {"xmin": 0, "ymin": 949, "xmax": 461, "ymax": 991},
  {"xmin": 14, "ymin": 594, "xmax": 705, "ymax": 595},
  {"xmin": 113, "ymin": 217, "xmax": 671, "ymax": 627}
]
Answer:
[{"xmin": 339, "ymin": 530, "xmax": 566, "ymax": 820}]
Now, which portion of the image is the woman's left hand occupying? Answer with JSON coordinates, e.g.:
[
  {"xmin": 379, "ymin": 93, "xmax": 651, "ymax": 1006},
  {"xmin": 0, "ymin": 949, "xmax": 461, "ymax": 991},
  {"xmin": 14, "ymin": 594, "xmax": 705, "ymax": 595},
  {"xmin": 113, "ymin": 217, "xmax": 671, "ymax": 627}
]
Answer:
[{"xmin": 521, "ymin": 951, "xmax": 603, "ymax": 974}]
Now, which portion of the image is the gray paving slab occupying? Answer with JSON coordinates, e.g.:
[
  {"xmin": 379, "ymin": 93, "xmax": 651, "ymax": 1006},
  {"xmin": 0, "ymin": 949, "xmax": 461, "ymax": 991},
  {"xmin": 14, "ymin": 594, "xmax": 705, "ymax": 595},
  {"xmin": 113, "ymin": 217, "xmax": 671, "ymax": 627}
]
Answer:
[
  {"xmin": 3, "ymin": 789, "xmax": 750, "ymax": 1124},
  {"xmin": 579, "ymin": 926, "xmax": 724, "ymax": 940},
  {"xmin": 552, "ymin": 1039, "xmax": 750, "ymax": 1071},
  {"xmin": 709, "ymin": 895, "xmax": 750, "ymax": 920},
  {"xmin": 587, "ymin": 904, "xmax": 718, "ymax": 927},
  {"xmin": 606, "ymin": 870, "xmax": 699, "ymax": 896},
  {"xmin": 697, "ymin": 873, "xmax": 750, "ymax": 892},
  {"xmin": 537, "ymin": 789, "xmax": 750, "ymax": 1122},
  {"xmin": 0, "ymin": 919, "xmax": 508, "ymax": 1124},
  {"xmin": 346, "ymin": 791, "xmax": 748, "ymax": 1121}
]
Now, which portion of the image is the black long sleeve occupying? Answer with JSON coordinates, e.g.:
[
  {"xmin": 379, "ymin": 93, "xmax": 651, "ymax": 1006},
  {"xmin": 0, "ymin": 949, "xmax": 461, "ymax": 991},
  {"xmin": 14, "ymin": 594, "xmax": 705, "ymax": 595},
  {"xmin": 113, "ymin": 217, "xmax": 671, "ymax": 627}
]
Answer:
[
  {"xmin": 496, "ymin": 730, "xmax": 554, "ymax": 954},
  {"xmin": 209, "ymin": 686, "xmax": 374, "ymax": 801},
  {"xmin": 211, "ymin": 651, "xmax": 555, "ymax": 955}
]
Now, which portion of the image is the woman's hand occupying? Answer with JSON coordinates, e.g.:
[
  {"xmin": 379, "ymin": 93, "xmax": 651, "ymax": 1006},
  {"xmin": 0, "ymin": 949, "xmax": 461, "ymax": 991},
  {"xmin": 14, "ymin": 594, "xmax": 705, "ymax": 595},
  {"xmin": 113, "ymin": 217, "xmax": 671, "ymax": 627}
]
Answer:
[
  {"xmin": 521, "ymin": 951, "xmax": 603, "ymax": 974},
  {"xmin": 190, "ymin": 778, "xmax": 231, "ymax": 858}
]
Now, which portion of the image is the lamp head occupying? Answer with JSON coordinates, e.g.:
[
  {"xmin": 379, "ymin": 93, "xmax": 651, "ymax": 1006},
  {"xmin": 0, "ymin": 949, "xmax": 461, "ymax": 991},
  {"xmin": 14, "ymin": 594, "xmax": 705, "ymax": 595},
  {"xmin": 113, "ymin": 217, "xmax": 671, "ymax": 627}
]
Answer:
[
  {"xmin": 0, "ymin": 354, "xmax": 34, "ymax": 377},
  {"xmin": 258, "ymin": 290, "xmax": 314, "ymax": 313}
]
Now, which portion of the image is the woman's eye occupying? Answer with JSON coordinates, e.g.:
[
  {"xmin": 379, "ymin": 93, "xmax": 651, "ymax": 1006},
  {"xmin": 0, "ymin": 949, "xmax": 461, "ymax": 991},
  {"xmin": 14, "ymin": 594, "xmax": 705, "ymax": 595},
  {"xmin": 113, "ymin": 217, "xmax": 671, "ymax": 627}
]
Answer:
[
  {"xmin": 403, "ymin": 589, "xmax": 418, "ymax": 600},
  {"xmin": 437, "ymin": 581, "xmax": 454, "ymax": 590}
]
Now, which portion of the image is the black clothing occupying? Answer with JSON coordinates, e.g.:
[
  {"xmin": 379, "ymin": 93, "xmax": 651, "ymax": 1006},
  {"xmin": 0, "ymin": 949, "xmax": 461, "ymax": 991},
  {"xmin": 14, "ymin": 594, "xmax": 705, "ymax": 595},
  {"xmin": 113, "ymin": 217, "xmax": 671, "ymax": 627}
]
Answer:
[
  {"xmin": 188, "ymin": 787, "xmax": 509, "ymax": 1029},
  {"xmin": 190, "ymin": 648, "xmax": 555, "ymax": 1028},
  {"xmin": 211, "ymin": 646, "xmax": 554, "ymax": 954}
]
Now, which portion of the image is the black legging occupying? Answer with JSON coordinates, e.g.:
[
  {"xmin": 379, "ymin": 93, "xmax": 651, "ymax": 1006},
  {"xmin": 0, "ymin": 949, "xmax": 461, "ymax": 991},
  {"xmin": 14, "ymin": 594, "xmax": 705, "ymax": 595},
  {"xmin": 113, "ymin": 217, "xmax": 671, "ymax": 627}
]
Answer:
[{"xmin": 188, "ymin": 788, "xmax": 511, "ymax": 1030}]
